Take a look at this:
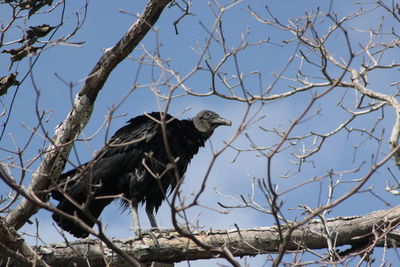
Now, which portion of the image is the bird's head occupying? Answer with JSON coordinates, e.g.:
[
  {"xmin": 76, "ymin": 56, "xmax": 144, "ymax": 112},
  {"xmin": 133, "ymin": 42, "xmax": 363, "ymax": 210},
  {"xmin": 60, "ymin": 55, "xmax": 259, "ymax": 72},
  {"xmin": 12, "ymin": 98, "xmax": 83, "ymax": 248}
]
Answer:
[{"xmin": 193, "ymin": 110, "xmax": 232, "ymax": 136}]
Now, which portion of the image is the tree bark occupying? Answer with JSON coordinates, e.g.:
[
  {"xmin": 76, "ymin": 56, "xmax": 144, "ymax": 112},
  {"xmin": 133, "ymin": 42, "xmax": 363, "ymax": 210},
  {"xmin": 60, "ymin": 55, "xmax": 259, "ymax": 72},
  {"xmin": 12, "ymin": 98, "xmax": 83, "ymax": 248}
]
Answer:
[
  {"xmin": 35, "ymin": 205, "xmax": 400, "ymax": 266},
  {"xmin": 0, "ymin": 217, "xmax": 49, "ymax": 267}
]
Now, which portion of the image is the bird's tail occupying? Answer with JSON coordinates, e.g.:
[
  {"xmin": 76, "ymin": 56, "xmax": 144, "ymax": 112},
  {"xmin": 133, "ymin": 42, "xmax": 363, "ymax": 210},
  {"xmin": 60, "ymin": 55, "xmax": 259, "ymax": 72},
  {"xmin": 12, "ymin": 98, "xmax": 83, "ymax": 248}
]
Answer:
[
  {"xmin": 51, "ymin": 170, "xmax": 113, "ymax": 238},
  {"xmin": 53, "ymin": 197, "xmax": 111, "ymax": 238}
]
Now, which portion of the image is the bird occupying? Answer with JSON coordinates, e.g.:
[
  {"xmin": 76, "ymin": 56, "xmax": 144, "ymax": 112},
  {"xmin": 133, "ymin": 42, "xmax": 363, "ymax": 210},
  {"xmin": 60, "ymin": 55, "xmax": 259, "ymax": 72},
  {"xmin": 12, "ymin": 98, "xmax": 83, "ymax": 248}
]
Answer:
[{"xmin": 51, "ymin": 110, "xmax": 231, "ymax": 238}]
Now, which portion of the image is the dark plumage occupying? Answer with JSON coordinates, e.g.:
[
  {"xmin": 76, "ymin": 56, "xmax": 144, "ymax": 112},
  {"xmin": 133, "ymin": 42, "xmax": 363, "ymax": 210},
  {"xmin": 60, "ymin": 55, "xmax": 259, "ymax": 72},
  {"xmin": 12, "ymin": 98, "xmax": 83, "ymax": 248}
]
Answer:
[{"xmin": 51, "ymin": 110, "xmax": 231, "ymax": 238}]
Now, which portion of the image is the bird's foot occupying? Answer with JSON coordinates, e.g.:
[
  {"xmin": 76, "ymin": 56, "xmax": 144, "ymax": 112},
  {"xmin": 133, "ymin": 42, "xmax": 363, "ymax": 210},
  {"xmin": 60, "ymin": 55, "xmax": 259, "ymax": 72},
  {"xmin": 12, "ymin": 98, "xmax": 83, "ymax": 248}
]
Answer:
[
  {"xmin": 134, "ymin": 227, "xmax": 175, "ymax": 239},
  {"xmin": 136, "ymin": 227, "xmax": 159, "ymax": 237},
  {"xmin": 136, "ymin": 228, "xmax": 161, "ymax": 247}
]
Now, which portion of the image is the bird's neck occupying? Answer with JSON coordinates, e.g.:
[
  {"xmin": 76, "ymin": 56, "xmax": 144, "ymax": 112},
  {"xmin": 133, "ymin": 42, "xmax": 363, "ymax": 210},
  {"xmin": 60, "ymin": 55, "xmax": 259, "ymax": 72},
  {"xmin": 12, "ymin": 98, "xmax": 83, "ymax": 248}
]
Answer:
[{"xmin": 179, "ymin": 120, "xmax": 209, "ymax": 147}]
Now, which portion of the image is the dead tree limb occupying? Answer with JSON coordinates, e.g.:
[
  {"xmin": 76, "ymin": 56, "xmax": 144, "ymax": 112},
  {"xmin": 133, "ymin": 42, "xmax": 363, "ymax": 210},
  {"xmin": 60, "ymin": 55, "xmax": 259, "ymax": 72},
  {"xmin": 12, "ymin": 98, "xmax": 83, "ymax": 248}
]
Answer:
[
  {"xmin": 36, "ymin": 205, "xmax": 400, "ymax": 266},
  {"xmin": 0, "ymin": 217, "xmax": 49, "ymax": 267}
]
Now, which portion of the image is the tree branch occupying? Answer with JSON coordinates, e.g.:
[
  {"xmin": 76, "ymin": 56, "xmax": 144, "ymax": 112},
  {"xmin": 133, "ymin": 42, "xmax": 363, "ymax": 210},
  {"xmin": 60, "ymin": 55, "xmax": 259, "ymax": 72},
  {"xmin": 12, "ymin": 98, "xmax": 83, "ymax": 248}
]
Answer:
[
  {"xmin": 36, "ymin": 205, "xmax": 400, "ymax": 266},
  {"xmin": 0, "ymin": 217, "xmax": 49, "ymax": 267}
]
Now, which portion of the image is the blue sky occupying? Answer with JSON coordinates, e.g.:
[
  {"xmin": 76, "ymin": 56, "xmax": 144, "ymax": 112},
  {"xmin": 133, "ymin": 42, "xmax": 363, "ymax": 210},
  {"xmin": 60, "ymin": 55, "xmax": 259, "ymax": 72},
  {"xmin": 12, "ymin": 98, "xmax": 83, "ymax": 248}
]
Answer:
[{"xmin": 1, "ymin": 0, "xmax": 400, "ymax": 265}]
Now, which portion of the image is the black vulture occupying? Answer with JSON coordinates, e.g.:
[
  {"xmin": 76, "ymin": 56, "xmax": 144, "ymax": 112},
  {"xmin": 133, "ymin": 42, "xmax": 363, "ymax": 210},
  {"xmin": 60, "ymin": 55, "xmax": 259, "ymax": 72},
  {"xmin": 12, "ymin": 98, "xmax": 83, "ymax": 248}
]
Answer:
[{"xmin": 51, "ymin": 110, "xmax": 231, "ymax": 238}]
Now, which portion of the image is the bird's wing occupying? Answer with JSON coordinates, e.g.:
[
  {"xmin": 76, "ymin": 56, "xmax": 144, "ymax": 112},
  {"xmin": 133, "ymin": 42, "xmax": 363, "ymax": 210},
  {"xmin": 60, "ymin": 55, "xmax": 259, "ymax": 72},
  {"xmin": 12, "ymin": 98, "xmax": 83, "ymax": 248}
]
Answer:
[
  {"xmin": 86, "ymin": 114, "xmax": 163, "ymax": 182},
  {"xmin": 53, "ymin": 113, "xmax": 186, "ymax": 197}
]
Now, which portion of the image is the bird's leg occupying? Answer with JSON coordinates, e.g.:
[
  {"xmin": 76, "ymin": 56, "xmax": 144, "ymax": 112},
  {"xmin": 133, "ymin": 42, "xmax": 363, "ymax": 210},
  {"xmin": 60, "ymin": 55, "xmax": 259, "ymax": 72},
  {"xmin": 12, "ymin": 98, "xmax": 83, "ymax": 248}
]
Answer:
[
  {"xmin": 130, "ymin": 202, "xmax": 142, "ymax": 236},
  {"xmin": 145, "ymin": 205, "xmax": 159, "ymax": 230}
]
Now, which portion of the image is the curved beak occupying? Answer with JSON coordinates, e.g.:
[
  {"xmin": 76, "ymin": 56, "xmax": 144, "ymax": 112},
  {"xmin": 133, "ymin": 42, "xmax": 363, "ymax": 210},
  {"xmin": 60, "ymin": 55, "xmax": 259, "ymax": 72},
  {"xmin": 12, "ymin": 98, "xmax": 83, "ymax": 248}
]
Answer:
[{"xmin": 212, "ymin": 116, "xmax": 232, "ymax": 127}]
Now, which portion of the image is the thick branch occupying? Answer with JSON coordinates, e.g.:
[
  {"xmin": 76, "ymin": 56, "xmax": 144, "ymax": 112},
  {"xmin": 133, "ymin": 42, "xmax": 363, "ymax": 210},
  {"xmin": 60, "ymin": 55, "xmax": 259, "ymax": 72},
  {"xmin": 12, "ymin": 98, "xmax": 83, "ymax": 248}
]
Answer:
[
  {"xmin": 0, "ymin": 217, "xmax": 49, "ymax": 267},
  {"xmin": 36, "ymin": 205, "xmax": 400, "ymax": 266},
  {"xmin": 5, "ymin": 0, "xmax": 172, "ymax": 231}
]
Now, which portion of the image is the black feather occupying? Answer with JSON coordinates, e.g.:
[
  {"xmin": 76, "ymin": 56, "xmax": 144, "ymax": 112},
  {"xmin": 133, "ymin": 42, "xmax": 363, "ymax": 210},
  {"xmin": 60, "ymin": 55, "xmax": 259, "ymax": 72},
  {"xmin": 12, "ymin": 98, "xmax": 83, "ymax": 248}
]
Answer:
[{"xmin": 51, "ymin": 110, "xmax": 231, "ymax": 238}]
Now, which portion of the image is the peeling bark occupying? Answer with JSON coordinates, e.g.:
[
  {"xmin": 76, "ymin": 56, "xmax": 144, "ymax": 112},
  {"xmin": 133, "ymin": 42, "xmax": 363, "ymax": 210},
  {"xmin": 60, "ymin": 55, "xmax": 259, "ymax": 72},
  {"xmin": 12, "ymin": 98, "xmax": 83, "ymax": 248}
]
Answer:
[
  {"xmin": 0, "ymin": 217, "xmax": 49, "ymax": 267},
  {"xmin": 35, "ymin": 205, "xmax": 400, "ymax": 266}
]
